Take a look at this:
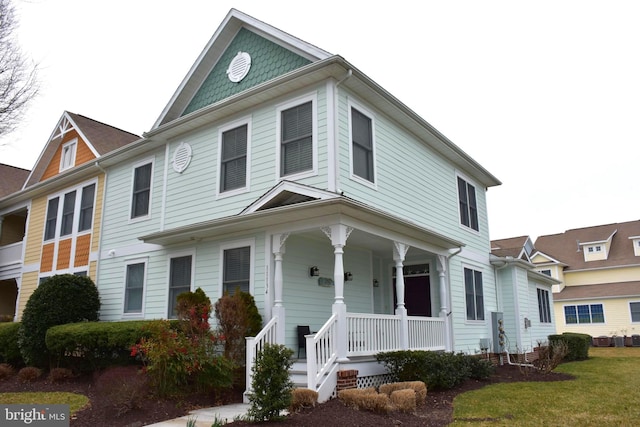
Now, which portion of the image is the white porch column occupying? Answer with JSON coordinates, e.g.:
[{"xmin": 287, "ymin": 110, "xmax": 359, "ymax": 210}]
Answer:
[
  {"xmin": 393, "ymin": 242, "xmax": 410, "ymax": 350},
  {"xmin": 322, "ymin": 225, "xmax": 353, "ymax": 362},
  {"xmin": 272, "ymin": 233, "xmax": 289, "ymax": 344},
  {"xmin": 437, "ymin": 255, "xmax": 452, "ymax": 351}
]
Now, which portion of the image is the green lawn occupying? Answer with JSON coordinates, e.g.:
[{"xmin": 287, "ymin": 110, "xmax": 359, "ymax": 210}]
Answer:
[
  {"xmin": 451, "ymin": 347, "xmax": 640, "ymax": 426},
  {"xmin": 0, "ymin": 392, "xmax": 89, "ymax": 415}
]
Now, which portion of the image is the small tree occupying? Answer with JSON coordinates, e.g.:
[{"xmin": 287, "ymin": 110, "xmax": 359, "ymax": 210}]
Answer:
[
  {"xmin": 18, "ymin": 274, "xmax": 100, "ymax": 368},
  {"xmin": 247, "ymin": 343, "xmax": 294, "ymax": 422},
  {"xmin": 214, "ymin": 290, "xmax": 262, "ymax": 366}
]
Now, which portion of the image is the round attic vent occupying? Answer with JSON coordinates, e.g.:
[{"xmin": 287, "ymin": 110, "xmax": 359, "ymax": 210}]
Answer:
[
  {"xmin": 172, "ymin": 142, "xmax": 192, "ymax": 173},
  {"xmin": 227, "ymin": 51, "xmax": 252, "ymax": 83}
]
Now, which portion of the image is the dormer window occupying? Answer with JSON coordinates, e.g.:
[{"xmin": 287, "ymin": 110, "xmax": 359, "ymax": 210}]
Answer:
[{"xmin": 60, "ymin": 139, "xmax": 77, "ymax": 171}]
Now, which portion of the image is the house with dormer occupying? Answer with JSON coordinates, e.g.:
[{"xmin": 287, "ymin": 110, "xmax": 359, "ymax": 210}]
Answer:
[
  {"xmin": 90, "ymin": 9, "xmax": 558, "ymax": 400},
  {"xmin": 0, "ymin": 112, "xmax": 139, "ymax": 321},
  {"xmin": 531, "ymin": 220, "xmax": 640, "ymax": 340}
]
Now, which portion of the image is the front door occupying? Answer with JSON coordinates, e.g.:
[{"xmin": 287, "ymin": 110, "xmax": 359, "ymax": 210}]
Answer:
[{"xmin": 393, "ymin": 265, "xmax": 431, "ymax": 317}]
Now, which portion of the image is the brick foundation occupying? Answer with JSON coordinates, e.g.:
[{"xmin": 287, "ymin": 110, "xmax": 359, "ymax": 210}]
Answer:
[{"xmin": 337, "ymin": 369, "xmax": 359, "ymax": 391}]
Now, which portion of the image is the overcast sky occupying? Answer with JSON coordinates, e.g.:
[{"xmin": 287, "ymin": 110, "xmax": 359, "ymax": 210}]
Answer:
[{"xmin": 2, "ymin": 0, "xmax": 639, "ymax": 241}]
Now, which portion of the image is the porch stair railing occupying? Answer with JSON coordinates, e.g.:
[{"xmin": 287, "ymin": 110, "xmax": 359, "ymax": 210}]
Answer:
[
  {"xmin": 244, "ymin": 315, "xmax": 278, "ymax": 402},
  {"xmin": 305, "ymin": 313, "xmax": 338, "ymax": 402}
]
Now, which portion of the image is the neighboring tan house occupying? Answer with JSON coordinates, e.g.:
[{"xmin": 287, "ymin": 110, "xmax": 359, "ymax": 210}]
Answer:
[
  {"xmin": 0, "ymin": 164, "xmax": 30, "ymax": 321},
  {"xmin": 0, "ymin": 112, "xmax": 139, "ymax": 320},
  {"xmin": 91, "ymin": 9, "xmax": 555, "ymax": 401},
  {"xmin": 531, "ymin": 220, "xmax": 640, "ymax": 343}
]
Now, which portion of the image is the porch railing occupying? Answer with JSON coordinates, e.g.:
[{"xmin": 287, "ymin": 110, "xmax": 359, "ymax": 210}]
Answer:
[
  {"xmin": 347, "ymin": 312, "xmax": 445, "ymax": 356},
  {"xmin": 0, "ymin": 241, "xmax": 23, "ymax": 267},
  {"xmin": 245, "ymin": 315, "xmax": 278, "ymax": 400},
  {"xmin": 306, "ymin": 313, "xmax": 337, "ymax": 390}
]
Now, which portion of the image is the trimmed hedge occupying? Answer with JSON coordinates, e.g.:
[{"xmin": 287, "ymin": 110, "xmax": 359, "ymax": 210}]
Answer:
[
  {"xmin": 375, "ymin": 350, "xmax": 494, "ymax": 390},
  {"xmin": 46, "ymin": 320, "xmax": 160, "ymax": 371},
  {"xmin": 549, "ymin": 332, "xmax": 591, "ymax": 361},
  {"xmin": 0, "ymin": 322, "xmax": 23, "ymax": 366}
]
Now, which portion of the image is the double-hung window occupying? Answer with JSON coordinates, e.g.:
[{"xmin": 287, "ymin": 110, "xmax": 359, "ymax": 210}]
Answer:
[
  {"xmin": 124, "ymin": 261, "xmax": 146, "ymax": 314},
  {"xmin": 464, "ymin": 267, "xmax": 484, "ymax": 321},
  {"xmin": 629, "ymin": 302, "xmax": 640, "ymax": 322},
  {"xmin": 44, "ymin": 197, "xmax": 59, "ymax": 240},
  {"xmin": 220, "ymin": 123, "xmax": 248, "ymax": 193},
  {"xmin": 280, "ymin": 100, "xmax": 313, "ymax": 177},
  {"xmin": 78, "ymin": 184, "xmax": 95, "ymax": 232},
  {"xmin": 223, "ymin": 246, "xmax": 251, "ymax": 295},
  {"xmin": 458, "ymin": 177, "xmax": 479, "ymax": 231},
  {"xmin": 168, "ymin": 255, "xmax": 192, "ymax": 318},
  {"xmin": 564, "ymin": 304, "xmax": 604, "ymax": 324},
  {"xmin": 60, "ymin": 191, "xmax": 77, "ymax": 236},
  {"xmin": 351, "ymin": 107, "xmax": 375, "ymax": 183},
  {"xmin": 131, "ymin": 162, "xmax": 152, "ymax": 219},
  {"xmin": 537, "ymin": 288, "xmax": 552, "ymax": 323}
]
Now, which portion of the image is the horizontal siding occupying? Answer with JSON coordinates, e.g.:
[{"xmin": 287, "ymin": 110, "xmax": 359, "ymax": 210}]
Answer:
[{"xmin": 24, "ymin": 197, "xmax": 46, "ymax": 265}]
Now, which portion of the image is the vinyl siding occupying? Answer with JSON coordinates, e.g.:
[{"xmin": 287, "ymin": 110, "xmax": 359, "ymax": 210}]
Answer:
[{"xmin": 554, "ymin": 297, "xmax": 638, "ymax": 337}]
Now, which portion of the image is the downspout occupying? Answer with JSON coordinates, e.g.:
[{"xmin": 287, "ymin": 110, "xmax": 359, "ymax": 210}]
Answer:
[
  {"xmin": 332, "ymin": 69, "xmax": 352, "ymax": 194},
  {"xmin": 94, "ymin": 161, "xmax": 108, "ymax": 295}
]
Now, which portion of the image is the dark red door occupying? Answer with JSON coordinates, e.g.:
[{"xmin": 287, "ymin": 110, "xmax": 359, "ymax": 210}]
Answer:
[{"xmin": 393, "ymin": 275, "xmax": 431, "ymax": 317}]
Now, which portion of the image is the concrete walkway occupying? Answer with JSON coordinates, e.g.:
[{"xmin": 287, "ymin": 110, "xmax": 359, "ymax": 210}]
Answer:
[{"xmin": 145, "ymin": 403, "xmax": 250, "ymax": 427}]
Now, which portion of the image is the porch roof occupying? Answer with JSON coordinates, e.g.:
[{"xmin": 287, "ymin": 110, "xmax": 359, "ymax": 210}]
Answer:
[{"xmin": 138, "ymin": 196, "xmax": 464, "ymax": 254}]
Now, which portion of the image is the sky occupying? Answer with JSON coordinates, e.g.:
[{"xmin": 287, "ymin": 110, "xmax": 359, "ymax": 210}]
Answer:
[{"xmin": 1, "ymin": 0, "xmax": 639, "ymax": 242}]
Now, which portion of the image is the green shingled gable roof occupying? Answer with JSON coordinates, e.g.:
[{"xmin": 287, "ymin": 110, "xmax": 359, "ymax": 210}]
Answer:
[{"xmin": 183, "ymin": 28, "xmax": 312, "ymax": 115}]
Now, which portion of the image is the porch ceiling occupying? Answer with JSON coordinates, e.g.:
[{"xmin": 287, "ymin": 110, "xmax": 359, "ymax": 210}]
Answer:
[{"xmin": 139, "ymin": 197, "xmax": 463, "ymax": 255}]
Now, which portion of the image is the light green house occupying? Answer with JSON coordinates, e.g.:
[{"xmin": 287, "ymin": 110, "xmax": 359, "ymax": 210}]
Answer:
[{"xmin": 92, "ymin": 9, "xmax": 555, "ymax": 401}]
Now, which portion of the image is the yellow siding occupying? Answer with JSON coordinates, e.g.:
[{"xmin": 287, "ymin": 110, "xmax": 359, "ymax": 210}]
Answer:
[
  {"xmin": 554, "ymin": 297, "xmax": 640, "ymax": 337},
  {"xmin": 16, "ymin": 271, "xmax": 39, "ymax": 320},
  {"xmin": 564, "ymin": 266, "xmax": 640, "ymax": 286},
  {"xmin": 24, "ymin": 197, "xmax": 47, "ymax": 265},
  {"xmin": 91, "ymin": 174, "xmax": 104, "ymax": 253}
]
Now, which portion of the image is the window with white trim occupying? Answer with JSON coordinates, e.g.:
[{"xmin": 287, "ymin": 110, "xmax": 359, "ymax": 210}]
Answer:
[
  {"xmin": 223, "ymin": 246, "xmax": 251, "ymax": 295},
  {"xmin": 278, "ymin": 97, "xmax": 315, "ymax": 178},
  {"xmin": 458, "ymin": 177, "xmax": 479, "ymax": 231},
  {"xmin": 537, "ymin": 288, "xmax": 551, "ymax": 323},
  {"xmin": 168, "ymin": 255, "xmax": 192, "ymax": 318},
  {"xmin": 78, "ymin": 184, "xmax": 96, "ymax": 232},
  {"xmin": 44, "ymin": 197, "xmax": 59, "ymax": 240},
  {"xmin": 464, "ymin": 267, "xmax": 484, "ymax": 321},
  {"xmin": 124, "ymin": 261, "xmax": 146, "ymax": 314},
  {"xmin": 131, "ymin": 162, "xmax": 153, "ymax": 219},
  {"xmin": 59, "ymin": 139, "xmax": 77, "ymax": 171},
  {"xmin": 539, "ymin": 269, "xmax": 552, "ymax": 277},
  {"xmin": 630, "ymin": 302, "xmax": 640, "ymax": 322},
  {"xmin": 564, "ymin": 304, "xmax": 604, "ymax": 324},
  {"xmin": 220, "ymin": 122, "xmax": 249, "ymax": 193},
  {"xmin": 43, "ymin": 182, "xmax": 96, "ymax": 241},
  {"xmin": 350, "ymin": 106, "xmax": 374, "ymax": 183},
  {"xmin": 60, "ymin": 190, "xmax": 76, "ymax": 236}
]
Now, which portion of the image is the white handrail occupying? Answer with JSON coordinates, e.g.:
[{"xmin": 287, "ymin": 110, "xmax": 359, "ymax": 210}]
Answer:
[
  {"xmin": 306, "ymin": 313, "xmax": 337, "ymax": 389},
  {"xmin": 245, "ymin": 316, "xmax": 278, "ymax": 398}
]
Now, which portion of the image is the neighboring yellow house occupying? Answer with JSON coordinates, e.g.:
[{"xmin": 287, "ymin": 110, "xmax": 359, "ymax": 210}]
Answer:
[
  {"xmin": 531, "ymin": 220, "xmax": 640, "ymax": 345},
  {"xmin": 0, "ymin": 112, "xmax": 138, "ymax": 320}
]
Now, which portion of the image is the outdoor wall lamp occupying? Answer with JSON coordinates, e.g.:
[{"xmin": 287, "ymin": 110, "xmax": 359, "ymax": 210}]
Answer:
[
  {"xmin": 309, "ymin": 266, "xmax": 320, "ymax": 277},
  {"xmin": 344, "ymin": 272, "xmax": 353, "ymax": 281},
  {"xmin": 372, "ymin": 279, "xmax": 379, "ymax": 287}
]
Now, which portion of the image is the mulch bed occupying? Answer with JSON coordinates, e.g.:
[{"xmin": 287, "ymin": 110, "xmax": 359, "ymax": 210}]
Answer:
[{"xmin": 0, "ymin": 364, "xmax": 573, "ymax": 427}]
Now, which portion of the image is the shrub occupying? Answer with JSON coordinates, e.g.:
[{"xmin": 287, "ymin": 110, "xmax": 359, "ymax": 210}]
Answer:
[
  {"xmin": 18, "ymin": 366, "xmax": 42, "ymax": 382},
  {"xmin": 549, "ymin": 333, "xmax": 591, "ymax": 361},
  {"xmin": 289, "ymin": 388, "xmax": 318, "ymax": 413},
  {"xmin": 465, "ymin": 355, "xmax": 495, "ymax": 380},
  {"xmin": 534, "ymin": 341, "xmax": 569, "ymax": 373},
  {"xmin": 0, "ymin": 363, "xmax": 15, "ymax": 380},
  {"xmin": 48, "ymin": 367, "xmax": 73, "ymax": 382},
  {"xmin": 247, "ymin": 343, "xmax": 294, "ymax": 422},
  {"xmin": 379, "ymin": 381, "xmax": 427, "ymax": 404},
  {"xmin": 19, "ymin": 274, "xmax": 100, "ymax": 368},
  {"xmin": 214, "ymin": 290, "xmax": 263, "ymax": 366},
  {"xmin": 46, "ymin": 320, "xmax": 157, "ymax": 372},
  {"xmin": 0, "ymin": 322, "xmax": 23, "ymax": 366},
  {"xmin": 95, "ymin": 366, "xmax": 149, "ymax": 417},
  {"xmin": 132, "ymin": 295, "xmax": 233, "ymax": 398},
  {"xmin": 390, "ymin": 389, "xmax": 416, "ymax": 413},
  {"xmin": 376, "ymin": 350, "xmax": 484, "ymax": 390}
]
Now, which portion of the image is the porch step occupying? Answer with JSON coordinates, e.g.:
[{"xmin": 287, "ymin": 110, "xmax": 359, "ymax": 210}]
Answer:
[{"xmin": 290, "ymin": 361, "xmax": 308, "ymax": 388}]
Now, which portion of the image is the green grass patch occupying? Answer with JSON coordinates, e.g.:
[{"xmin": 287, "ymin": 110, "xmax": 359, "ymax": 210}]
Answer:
[
  {"xmin": 0, "ymin": 392, "xmax": 89, "ymax": 415},
  {"xmin": 451, "ymin": 347, "xmax": 640, "ymax": 426}
]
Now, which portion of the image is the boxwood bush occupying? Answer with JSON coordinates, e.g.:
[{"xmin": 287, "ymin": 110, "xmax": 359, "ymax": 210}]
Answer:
[
  {"xmin": 0, "ymin": 322, "xmax": 23, "ymax": 366},
  {"xmin": 549, "ymin": 332, "xmax": 591, "ymax": 361},
  {"xmin": 376, "ymin": 350, "xmax": 494, "ymax": 390},
  {"xmin": 46, "ymin": 320, "xmax": 156, "ymax": 371},
  {"xmin": 18, "ymin": 274, "xmax": 101, "ymax": 367}
]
